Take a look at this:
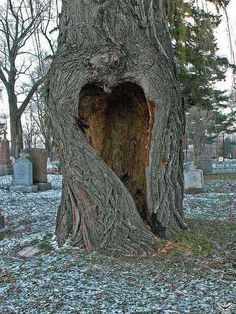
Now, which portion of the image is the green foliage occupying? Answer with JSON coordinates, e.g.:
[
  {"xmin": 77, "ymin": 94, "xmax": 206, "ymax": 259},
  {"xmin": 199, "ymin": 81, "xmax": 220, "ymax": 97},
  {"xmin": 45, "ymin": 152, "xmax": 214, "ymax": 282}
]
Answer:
[
  {"xmin": 162, "ymin": 0, "xmax": 230, "ymax": 114},
  {"xmin": 33, "ymin": 233, "xmax": 54, "ymax": 253}
]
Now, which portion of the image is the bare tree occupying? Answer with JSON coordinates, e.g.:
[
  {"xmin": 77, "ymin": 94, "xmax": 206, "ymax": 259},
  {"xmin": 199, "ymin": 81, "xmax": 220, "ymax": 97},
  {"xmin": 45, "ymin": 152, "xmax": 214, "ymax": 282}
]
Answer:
[
  {"xmin": 186, "ymin": 107, "xmax": 217, "ymax": 159},
  {"xmin": 23, "ymin": 102, "xmax": 41, "ymax": 149},
  {"xmin": 0, "ymin": 0, "xmax": 57, "ymax": 156},
  {"xmin": 23, "ymin": 87, "xmax": 54, "ymax": 157}
]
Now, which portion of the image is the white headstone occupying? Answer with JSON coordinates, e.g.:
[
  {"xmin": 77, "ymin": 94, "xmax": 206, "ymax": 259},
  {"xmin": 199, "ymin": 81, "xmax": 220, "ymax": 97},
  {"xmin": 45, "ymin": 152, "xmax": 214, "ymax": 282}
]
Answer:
[
  {"xmin": 13, "ymin": 153, "xmax": 33, "ymax": 186},
  {"xmin": 184, "ymin": 162, "xmax": 204, "ymax": 190}
]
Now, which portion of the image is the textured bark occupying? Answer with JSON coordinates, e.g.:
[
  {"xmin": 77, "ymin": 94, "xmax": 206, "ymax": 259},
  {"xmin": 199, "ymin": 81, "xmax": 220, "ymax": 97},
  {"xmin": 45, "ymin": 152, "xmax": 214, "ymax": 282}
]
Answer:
[
  {"xmin": 10, "ymin": 114, "xmax": 23, "ymax": 158},
  {"xmin": 46, "ymin": 0, "xmax": 186, "ymax": 253},
  {"xmin": 8, "ymin": 92, "xmax": 23, "ymax": 157}
]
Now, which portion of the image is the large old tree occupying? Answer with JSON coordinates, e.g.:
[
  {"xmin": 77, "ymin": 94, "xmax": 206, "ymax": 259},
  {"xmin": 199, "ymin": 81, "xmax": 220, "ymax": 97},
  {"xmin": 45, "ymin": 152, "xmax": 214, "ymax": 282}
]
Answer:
[{"xmin": 46, "ymin": 0, "xmax": 186, "ymax": 254}]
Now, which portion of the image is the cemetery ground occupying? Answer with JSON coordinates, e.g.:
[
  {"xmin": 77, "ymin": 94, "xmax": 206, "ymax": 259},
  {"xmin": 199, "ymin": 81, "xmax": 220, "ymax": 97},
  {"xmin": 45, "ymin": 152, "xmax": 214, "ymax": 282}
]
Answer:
[{"xmin": 0, "ymin": 175, "xmax": 235, "ymax": 314}]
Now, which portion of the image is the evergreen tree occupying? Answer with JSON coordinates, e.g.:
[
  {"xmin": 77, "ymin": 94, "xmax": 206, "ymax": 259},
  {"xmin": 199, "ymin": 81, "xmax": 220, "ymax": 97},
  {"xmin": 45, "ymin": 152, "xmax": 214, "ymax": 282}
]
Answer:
[{"xmin": 163, "ymin": 0, "xmax": 230, "ymax": 111}]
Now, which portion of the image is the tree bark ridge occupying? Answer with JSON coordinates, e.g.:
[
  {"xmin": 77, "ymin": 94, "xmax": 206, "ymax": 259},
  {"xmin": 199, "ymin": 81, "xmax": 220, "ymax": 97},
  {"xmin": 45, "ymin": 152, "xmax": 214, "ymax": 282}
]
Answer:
[{"xmin": 46, "ymin": 0, "xmax": 186, "ymax": 253}]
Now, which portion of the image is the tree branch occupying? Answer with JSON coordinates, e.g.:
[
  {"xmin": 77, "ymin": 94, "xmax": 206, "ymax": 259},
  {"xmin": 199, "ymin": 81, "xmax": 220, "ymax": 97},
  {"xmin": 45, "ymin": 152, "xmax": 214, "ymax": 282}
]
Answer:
[
  {"xmin": 0, "ymin": 66, "xmax": 9, "ymax": 87},
  {"xmin": 18, "ymin": 76, "xmax": 45, "ymax": 117}
]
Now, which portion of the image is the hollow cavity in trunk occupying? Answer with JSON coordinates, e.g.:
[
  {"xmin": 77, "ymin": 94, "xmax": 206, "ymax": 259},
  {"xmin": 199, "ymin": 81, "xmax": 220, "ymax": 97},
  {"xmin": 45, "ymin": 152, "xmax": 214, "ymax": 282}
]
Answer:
[{"xmin": 78, "ymin": 82, "xmax": 155, "ymax": 222}]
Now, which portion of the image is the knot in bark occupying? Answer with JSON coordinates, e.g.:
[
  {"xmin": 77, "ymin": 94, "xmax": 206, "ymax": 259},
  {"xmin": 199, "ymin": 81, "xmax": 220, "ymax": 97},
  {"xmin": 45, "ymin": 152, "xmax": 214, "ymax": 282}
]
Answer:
[{"xmin": 88, "ymin": 50, "xmax": 121, "ymax": 73}]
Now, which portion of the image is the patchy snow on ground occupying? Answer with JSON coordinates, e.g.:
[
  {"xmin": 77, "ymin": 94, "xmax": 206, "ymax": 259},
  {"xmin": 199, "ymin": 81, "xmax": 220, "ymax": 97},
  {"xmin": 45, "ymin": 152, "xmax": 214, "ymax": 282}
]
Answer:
[
  {"xmin": 184, "ymin": 179, "xmax": 236, "ymax": 221},
  {"xmin": 0, "ymin": 175, "xmax": 235, "ymax": 314},
  {"xmin": 0, "ymin": 175, "xmax": 61, "ymax": 256}
]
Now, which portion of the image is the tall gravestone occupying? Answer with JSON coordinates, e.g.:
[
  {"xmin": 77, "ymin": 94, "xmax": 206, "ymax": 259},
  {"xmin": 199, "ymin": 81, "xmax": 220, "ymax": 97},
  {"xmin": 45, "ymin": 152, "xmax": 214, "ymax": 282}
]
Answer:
[
  {"xmin": 10, "ymin": 153, "xmax": 38, "ymax": 193},
  {"xmin": 23, "ymin": 148, "xmax": 52, "ymax": 191},
  {"xmin": 0, "ymin": 133, "xmax": 12, "ymax": 176}
]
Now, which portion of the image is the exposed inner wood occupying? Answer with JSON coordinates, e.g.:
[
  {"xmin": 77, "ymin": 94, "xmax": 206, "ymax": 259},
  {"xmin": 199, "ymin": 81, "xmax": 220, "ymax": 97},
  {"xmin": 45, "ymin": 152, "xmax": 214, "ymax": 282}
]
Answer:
[{"xmin": 78, "ymin": 83, "xmax": 155, "ymax": 222}]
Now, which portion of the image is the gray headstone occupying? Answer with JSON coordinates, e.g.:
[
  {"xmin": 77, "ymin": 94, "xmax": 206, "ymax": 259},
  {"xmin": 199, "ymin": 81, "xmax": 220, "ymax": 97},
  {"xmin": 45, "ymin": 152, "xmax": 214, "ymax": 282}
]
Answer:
[
  {"xmin": 184, "ymin": 163, "xmax": 204, "ymax": 191},
  {"xmin": 17, "ymin": 246, "xmax": 40, "ymax": 257},
  {"xmin": 13, "ymin": 153, "xmax": 33, "ymax": 186}
]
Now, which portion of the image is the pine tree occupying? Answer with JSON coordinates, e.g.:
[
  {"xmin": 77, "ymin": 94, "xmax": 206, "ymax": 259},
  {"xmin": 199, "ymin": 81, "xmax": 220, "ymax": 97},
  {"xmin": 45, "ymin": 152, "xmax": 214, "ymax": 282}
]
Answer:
[{"xmin": 163, "ymin": 0, "xmax": 230, "ymax": 111}]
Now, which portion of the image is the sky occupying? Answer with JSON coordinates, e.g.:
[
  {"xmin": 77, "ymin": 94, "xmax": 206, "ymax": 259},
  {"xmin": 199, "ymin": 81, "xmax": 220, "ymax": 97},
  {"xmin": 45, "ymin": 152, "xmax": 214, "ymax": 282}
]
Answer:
[
  {"xmin": 214, "ymin": 0, "xmax": 236, "ymax": 92},
  {"xmin": 0, "ymin": 0, "xmax": 236, "ymax": 120}
]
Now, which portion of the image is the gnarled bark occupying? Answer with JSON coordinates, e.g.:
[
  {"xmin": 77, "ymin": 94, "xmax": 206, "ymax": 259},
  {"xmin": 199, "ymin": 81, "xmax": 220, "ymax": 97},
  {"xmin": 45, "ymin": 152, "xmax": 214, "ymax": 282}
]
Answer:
[
  {"xmin": 9, "ymin": 112, "xmax": 23, "ymax": 158},
  {"xmin": 46, "ymin": 0, "xmax": 186, "ymax": 254}
]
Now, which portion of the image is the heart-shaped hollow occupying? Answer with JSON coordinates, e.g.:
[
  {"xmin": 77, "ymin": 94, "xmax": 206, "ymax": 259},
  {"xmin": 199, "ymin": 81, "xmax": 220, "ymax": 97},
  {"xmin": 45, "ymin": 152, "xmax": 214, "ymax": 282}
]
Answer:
[
  {"xmin": 46, "ymin": 0, "xmax": 186, "ymax": 254},
  {"xmin": 78, "ymin": 82, "xmax": 155, "ymax": 224}
]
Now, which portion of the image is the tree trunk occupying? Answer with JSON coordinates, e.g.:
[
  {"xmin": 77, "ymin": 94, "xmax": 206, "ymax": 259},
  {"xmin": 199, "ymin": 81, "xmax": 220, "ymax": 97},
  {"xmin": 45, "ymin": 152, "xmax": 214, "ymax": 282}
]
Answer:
[
  {"xmin": 8, "ymin": 92, "xmax": 23, "ymax": 157},
  {"xmin": 10, "ymin": 116, "xmax": 23, "ymax": 158},
  {"xmin": 46, "ymin": 0, "xmax": 186, "ymax": 254}
]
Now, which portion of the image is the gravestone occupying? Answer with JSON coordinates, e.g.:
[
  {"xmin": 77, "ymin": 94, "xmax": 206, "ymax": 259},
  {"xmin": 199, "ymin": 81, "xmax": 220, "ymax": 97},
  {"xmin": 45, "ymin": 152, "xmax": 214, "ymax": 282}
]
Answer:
[
  {"xmin": 13, "ymin": 153, "xmax": 33, "ymax": 186},
  {"xmin": 23, "ymin": 148, "xmax": 52, "ymax": 191},
  {"xmin": 17, "ymin": 246, "xmax": 40, "ymax": 257},
  {"xmin": 0, "ymin": 139, "xmax": 12, "ymax": 176},
  {"xmin": 184, "ymin": 162, "xmax": 204, "ymax": 193},
  {"xmin": 10, "ymin": 153, "xmax": 38, "ymax": 193}
]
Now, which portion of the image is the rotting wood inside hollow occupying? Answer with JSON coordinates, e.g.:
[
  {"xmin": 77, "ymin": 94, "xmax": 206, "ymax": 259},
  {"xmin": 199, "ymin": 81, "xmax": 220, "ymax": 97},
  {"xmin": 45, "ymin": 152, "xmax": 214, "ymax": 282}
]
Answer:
[{"xmin": 78, "ymin": 82, "xmax": 155, "ymax": 222}]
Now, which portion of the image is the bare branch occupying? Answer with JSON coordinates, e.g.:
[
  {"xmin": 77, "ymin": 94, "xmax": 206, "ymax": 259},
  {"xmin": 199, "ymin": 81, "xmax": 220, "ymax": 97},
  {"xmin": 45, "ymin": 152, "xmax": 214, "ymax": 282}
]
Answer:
[
  {"xmin": 0, "ymin": 66, "xmax": 8, "ymax": 87},
  {"xmin": 18, "ymin": 76, "xmax": 45, "ymax": 117}
]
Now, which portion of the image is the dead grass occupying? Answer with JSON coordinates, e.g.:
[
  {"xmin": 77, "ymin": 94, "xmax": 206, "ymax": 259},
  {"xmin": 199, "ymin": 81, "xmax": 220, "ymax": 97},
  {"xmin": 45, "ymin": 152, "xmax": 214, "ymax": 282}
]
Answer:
[
  {"xmin": 172, "ymin": 218, "xmax": 236, "ymax": 258},
  {"xmin": 144, "ymin": 218, "xmax": 236, "ymax": 262}
]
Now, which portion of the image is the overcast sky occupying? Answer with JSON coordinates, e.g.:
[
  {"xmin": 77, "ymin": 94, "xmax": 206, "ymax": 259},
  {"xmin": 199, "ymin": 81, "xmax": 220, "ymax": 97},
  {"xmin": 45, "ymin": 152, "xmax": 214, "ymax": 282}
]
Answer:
[
  {"xmin": 0, "ymin": 0, "xmax": 236, "ymax": 117},
  {"xmin": 215, "ymin": 0, "xmax": 236, "ymax": 92}
]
